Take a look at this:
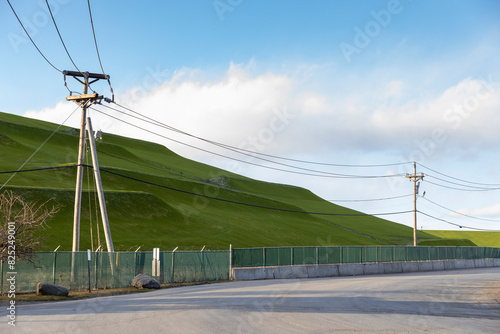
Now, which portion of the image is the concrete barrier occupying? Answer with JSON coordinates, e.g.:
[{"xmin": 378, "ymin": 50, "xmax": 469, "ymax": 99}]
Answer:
[
  {"xmin": 232, "ymin": 258, "xmax": 500, "ymax": 281},
  {"xmin": 401, "ymin": 262, "xmax": 419, "ymax": 273},
  {"xmin": 454, "ymin": 260, "xmax": 467, "ymax": 269},
  {"xmin": 338, "ymin": 263, "xmax": 364, "ymax": 276},
  {"xmin": 444, "ymin": 260, "xmax": 456, "ymax": 270},
  {"xmin": 431, "ymin": 261, "xmax": 445, "ymax": 271},
  {"xmin": 464, "ymin": 259, "xmax": 476, "ymax": 269},
  {"xmin": 474, "ymin": 259, "xmax": 485, "ymax": 268},
  {"xmin": 274, "ymin": 265, "xmax": 308, "ymax": 279},
  {"xmin": 363, "ymin": 263, "xmax": 383, "ymax": 275},
  {"xmin": 417, "ymin": 261, "xmax": 434, "ymax": 272},
  {"xmin": 382, "ymin": 262, "xmax": 403, "ymax": 274},
  {"xmin": 232, "ymin": 267, "xmax": 274, "ymax": 280},
  {"xmin": 308, "ymin": 264, "xmax": 339, "ymax": 278}
]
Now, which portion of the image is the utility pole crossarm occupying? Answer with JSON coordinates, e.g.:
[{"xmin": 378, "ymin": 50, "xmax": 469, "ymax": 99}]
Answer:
[
  {"xmin": 66, "ymin": 93, "xmax": 103, "ymax": 102},
  {"xmin": 63, "ymin": 70, "xmax": 109, "ymax": 80}
]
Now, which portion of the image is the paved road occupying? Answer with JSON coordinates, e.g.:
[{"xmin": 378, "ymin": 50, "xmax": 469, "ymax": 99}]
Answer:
[{"xmin": 2, "ymin": 267, "xmax": 499, "ymax": 333}]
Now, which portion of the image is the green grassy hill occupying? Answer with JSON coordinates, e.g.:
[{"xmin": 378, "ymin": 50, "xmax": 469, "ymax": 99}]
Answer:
[
  {"xmin": 425, "ymin": 230, "xmax": 500, "ymax": 247},
  {"xmin": 0, "ymin": 111, "xmax": 480, "ymax": 251}
]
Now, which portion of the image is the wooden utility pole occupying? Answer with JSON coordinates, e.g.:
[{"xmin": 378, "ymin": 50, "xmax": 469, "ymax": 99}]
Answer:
[
  {"xmin": 406, "ymin": 162, "xmax": 424, "ymax": 246},
  {"xmin": 87, "ymin": 117, "xmax": 113, "ymax": 252},
  {"xmin": 65, "ymin": 71, "xmax": 113, "ymax": 252}
]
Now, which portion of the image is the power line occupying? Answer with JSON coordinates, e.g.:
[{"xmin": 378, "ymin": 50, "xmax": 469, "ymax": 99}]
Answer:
[
  {"xmin": 97, "ymin": 149, "xmax": 195, "ymax": 181},
  {"xmin": 418, "ymin": 163, "xmax": 500, "ymax": 187},
  {"xmin": 112, "ymin": 101, "xmax": 410, "ymax": 168},
  {"xmin": 5, "ymin": 0, "xmax": 62, "ymax": 73},
  {"xmin": 0, "ymin": 106, "xmax": 79, "ymax": 190},
  {"xmin": 0, "ymin": 162, "xmax": 412, "ymax": 217},
  {"xmin": 95, "ymin": 104, "xmax": 406, "ymax": 179},
  {"xmin": 98, "ymin": 166, "xmax": 413, "ymax": 217},
  {"xmin": 87, "ymin": 0, "xmax": 104, "ymax": 74},
  {"xmin": 97, "ymin": 148, "xmax": 413, "ymax": 205},
  {"xmin": 91, "ymin": 107, "xmax": 337, "ymax": 179},
  {"xmin": 87, "ymin": 0, "xmax": 114, "ymax": 100},
  {"xmin": 417, "ymin": 210, "xmax": 498, "ymax": 231},
  {"xmin": 421, "ymin": 197, "xmax": 500, "ymax": 222},
  {"xmin": 44, "ymin": 0, "xmax": 82, "ymax": 74},
  {"xmin": 425, "ymin": 180, "xmax": 497, "ymax": 192},
  {"xmin": 330, "ymin": 194, "xmax": 413, "ymax": 202},
  {"xmin": 426, "ymin": 175, "xmax": 500, "ymax": 190},
  {"xmin": 0, "ymin": 165, "xmax": 78, "ymax": 175}
]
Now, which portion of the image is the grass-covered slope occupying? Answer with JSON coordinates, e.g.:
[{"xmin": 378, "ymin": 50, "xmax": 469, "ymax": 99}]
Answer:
[
  {"xmin": 425, "ymin": 231, "xmax": 500, "ymax": 247},
  {"xmin": 0, "ymin": 111, "xmax": 460, "ymax": 251}
]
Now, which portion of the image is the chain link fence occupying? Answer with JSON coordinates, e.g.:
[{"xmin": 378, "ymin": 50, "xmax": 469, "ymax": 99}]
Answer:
[
  {"xmin": 2, "ymin": 246, "xmax": 500, "ymax": 294},
  {"xmin": 1, "ymin": 250, "xmax": 230, "ymax": 294},
  {"xmin": 231, "ymin": 246, "xmax": 500, "ymax": 267}
]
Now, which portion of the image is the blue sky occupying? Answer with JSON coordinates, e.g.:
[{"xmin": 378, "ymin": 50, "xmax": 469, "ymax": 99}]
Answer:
[{"xmin": 1, "ymin": 0, "xmax": 500, "ymax": 232}]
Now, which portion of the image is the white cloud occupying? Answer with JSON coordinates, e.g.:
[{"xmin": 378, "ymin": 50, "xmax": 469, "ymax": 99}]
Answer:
[
  {"xmin": 457, "ymin": 203, "xmax": 500, "ymax": 218},
  {"xmin": 385, "ymin": 80, "xmax": 404, "ymax": 98},
  {"xmin": 24, "ymin": 65, "xmax": 500, "ymax": 165},
  {"xmin": 25, "ymin": 101, "xmax": 81, "ymax": 129}
]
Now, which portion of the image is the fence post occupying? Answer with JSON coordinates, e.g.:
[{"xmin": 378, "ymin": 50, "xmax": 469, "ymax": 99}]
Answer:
[
  {"xmin": 52, "ymin": 251, "xmax": 57, "ymax": 284},
  {"xmin": 316, "ymin": 247, "xmax": 319, "ymax": 265},
  {"xmin": 291, "ymin": 247, "xmax": 293, "ymax": 265},
  {"xmin": 263, "ymin": 247, "xmax": 266, "ymax": 267},
  {"xmin": 87, "ymin": 250, "xmax": 91, "ymax": 293},
  {"xmin": 171, "ymin": 247, "xmax": 178, "ymax": 283},
  {"xmin": 229, "ymin": 244, "xmax": 232, "ymax": 280},
  {"xmin": 1, "ymin": 259, "xmax": 3, "ymax": 295},
  {"xmin": 94, "ymin": 252, "xmax": 99, "ymax": 290}
]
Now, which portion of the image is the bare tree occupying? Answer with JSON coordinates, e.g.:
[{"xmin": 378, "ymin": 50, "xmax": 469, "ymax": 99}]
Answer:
[{"xmin": 0, "ymin": 191, "xmax": 59, "ymax": 262}]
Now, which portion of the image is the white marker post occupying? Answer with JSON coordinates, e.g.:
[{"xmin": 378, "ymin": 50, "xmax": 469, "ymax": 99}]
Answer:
[
  {"xmin": 87, "ymin": 249, "xmax": 91, "ymax": 293},
  {"xmin": 152, "ymin": 248, "xmax": 160, "ymax": 277}
]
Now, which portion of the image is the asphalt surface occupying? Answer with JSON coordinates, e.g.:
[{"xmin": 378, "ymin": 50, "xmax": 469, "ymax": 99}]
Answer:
[{"xmin": 1, "ymin": 267, "xmax": 499, "ymax": 333}]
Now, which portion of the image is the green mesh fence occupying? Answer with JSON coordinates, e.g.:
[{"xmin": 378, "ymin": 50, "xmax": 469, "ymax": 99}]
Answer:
[
  {"xmin": 1, "ymin": 250, "xmax": 230, "ymax": 294},
  {"xmin": 232, "ymin": 246, "xmax": 500, "ymax": 268},
  {"xmin": 3, "ymin": 246, "xmax": 500, "ymax": 294}
]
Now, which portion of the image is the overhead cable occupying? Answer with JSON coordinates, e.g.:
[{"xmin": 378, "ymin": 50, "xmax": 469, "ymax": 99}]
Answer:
[
  {"xmin": 87, "ymin": 0, "xmax": 114, "ymax": 100},
  {"xmin": 330, "ymin": 194, "xmax": 413, "ymax": 202},
  {"xmin": 95, "ymin": 105, "xmax": 405, "ymax": 179},
  {"xmin": 425, "ymin": 180, "xmax": 498, "ymax": 192},
  {"xmin": 112, "ymin": 101, "xmax": 411, "ymax": 168},
  {"xmin": 98, "ymin": 166, "xmax": 413, "ymax": 217},
  {"xmin": 426, "ymin": 175, "xmax": 500, "ymax": 191},
  {"xmin": 422, "ymin": 197, "xmax": 500, "ymax": 222},
  {"xmin": 44, "ymin": 0, "xmax": 83, "ymax": 74},
  {"xmin": 417, "ymin": 210, "xmax": 499, "ymax": 231},
  {"xmin": 0, "ymin": 106, "xmax": 80, "ymax": 190},
  {"xmin": 0, "ymin": 165, "xmax": 79, "ymax": 175},
  {"xmin": 418, "ymin": 162, "xmax": 500, "ymax": 187},
  {"xmin": 5, "ymin": 0, "xmax": 62, "ymax": 73}
]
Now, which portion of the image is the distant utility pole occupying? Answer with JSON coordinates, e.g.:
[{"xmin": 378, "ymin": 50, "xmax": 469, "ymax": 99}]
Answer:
[
  {"xmin": 406, "ymin": 162, "xmax": 424, "ymax": 246},
  {"xmin": 64, "ymin": 70, "xmax": 113, "ymax": 252}
]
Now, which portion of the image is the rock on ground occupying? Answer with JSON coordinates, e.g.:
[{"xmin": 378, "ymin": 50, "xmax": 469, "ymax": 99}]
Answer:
[
  {"xmin": 37, "ymin": 282, "xmax": 69, "ymax": 296},
  {"xmin": 132, "ymin": 274, "xmax": 161, "ymax": 289}
]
